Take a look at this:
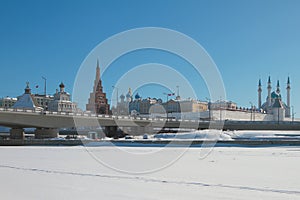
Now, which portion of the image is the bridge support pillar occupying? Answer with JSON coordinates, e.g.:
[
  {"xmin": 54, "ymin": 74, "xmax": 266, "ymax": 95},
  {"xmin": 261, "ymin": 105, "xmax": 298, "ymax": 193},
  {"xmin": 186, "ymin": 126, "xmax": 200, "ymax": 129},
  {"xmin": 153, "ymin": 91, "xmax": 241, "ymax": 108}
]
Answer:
[
  {"xmin": 35, "ymin": 128, "xmax": 58, "ymax": 139},
  {"xmin": 104, "ymin": 126, "xmax": 120, "ymax": 138},
  {"xmin": 144, "ymin": 126, "xmax": 154, "ymax": 135},
  {"xmin": 131, "ymin": 126, "xmax": 147, "ymax": 135},
  {"xmin": 10, "ymin": 128, "xmax": 25, "ymax": 139}
]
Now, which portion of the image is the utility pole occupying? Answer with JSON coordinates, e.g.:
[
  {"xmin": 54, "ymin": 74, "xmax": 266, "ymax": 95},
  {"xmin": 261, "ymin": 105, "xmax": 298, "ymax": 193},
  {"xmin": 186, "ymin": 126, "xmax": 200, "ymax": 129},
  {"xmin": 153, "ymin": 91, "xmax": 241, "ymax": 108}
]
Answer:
[
  {"xmin": 42, "ymin": 76, "xmax": 47, "ymax": 110},
  {"xmin": 249, "ymin": 102, "xmax": 253, "ymax": 121},
  {"xmin": 42, "ymin": 76, "xmax": 47, "ymax": 96},
  {"xmin": 292, "ymin": 106, "xmax": 295, "ymax": 123},
  {"xmin": 219, "ymin": 97, "xmax": 222, "ymax": 121},
  {"xmin": 206, "ymin": 97, "xmax": 211, "ymax": 121},
  {"xmin": 112, "ymin": 86, "xmax": 119, "ymax": 115},
  {"xmin": 164, "ymin": 92, "xmax": 174, "ymax": 121}
]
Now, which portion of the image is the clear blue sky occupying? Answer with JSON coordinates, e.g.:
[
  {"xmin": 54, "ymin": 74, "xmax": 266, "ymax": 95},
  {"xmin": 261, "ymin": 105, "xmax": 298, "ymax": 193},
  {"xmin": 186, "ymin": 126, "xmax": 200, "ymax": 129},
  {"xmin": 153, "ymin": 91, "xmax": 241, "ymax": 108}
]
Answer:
[{"xmin": 1, "ymin": 0, "xmax": 300, "ymax": 116}]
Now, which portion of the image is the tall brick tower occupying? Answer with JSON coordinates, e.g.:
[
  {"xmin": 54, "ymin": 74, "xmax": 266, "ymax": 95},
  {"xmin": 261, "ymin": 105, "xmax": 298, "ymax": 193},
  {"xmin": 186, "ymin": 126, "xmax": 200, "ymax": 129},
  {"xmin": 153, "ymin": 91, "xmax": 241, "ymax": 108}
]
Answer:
[{"xmin": 86, "ymin": 60, "xmax": 111, "ymax": 114}]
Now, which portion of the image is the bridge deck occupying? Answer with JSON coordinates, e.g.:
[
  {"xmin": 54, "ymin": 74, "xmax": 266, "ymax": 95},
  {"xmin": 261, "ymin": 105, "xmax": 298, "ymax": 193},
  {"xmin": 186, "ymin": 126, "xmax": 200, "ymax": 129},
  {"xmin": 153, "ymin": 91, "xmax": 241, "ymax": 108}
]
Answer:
[{"xmin": 0, "ymin": 108, "xmax": 300, "ymax": 131}]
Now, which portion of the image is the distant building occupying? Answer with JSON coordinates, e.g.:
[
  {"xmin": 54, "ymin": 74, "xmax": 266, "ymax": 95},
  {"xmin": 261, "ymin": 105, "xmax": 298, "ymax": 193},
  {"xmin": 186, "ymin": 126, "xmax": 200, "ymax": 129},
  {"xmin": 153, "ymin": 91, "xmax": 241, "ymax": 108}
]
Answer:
[
  {"xmin": 48, "ymin": 82, "xmax": 78, "ymax": 113},
  {"xmin": 0, "ymin": 97, "xmax": 17, "ymax": 108},
  {"xmin": 128, "ymin": 94, "xmax": 208, "ymax": 120},
  {"xmin": 259, "ymin": 77, "xmax": 291, "ymax": 119},
  {"xmin": 32, "ymin": 94, "xmax": 53, "ymax": 110},
  {"xmin": 112, "ymin": 88, "xmax": 132, "ymax": 115},
  {"xmin": 13, "ymin": 82, "xmax": 42, "ymax": 111},
  {"xmin": 165, "ymin": 99, "xmax": 208, "ymax": 113},
  {"xmin": 209, "ymin": 100, "xmax": 237, "ymax": 110},
  {"xmin": 129, "ymin": 93, "xmax": 162, "ymax": 115},
  {"xmin": 86, "ymin": 60, "xmax": 111, "ymax": 114}
]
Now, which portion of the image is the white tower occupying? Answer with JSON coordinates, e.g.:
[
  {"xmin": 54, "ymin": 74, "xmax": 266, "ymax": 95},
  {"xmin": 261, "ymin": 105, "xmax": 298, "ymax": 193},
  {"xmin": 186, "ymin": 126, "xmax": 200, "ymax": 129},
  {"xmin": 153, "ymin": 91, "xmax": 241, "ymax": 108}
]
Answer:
[
  {"xmin": 258, "ymin": 79, "xmax": 262, "ymax": 108},
  {"xmin": 276, "ymin": 80, "xmax": 280, "ymax": 94},
  {"xmin": 267, "ymin": 76, "xmax": 272, "ymax": 107},
  {"xmin": 286, "ymin": 77, "xmax": 291, "ymax": 117}
]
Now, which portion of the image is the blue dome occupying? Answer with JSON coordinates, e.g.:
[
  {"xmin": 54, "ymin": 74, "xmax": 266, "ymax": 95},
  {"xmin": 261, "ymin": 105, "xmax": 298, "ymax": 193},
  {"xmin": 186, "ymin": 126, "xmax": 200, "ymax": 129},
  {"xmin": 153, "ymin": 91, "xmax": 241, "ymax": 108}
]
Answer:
[
  {"xmin": 271, "ymin": 91, "xmax": 281, "ymax": 99},
  {"xmin": 135, "ymin": 93, "xmax": 141, "ymax": 99}
]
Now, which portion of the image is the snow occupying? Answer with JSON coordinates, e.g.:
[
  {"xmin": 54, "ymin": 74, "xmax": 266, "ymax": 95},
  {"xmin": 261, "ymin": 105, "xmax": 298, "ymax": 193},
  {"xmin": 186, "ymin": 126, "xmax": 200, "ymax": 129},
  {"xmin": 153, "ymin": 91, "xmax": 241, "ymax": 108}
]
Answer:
[
  {"xmin": 0, "ymin": 145, "xmax": 300, "ymax": 199},
  {"xmin": 118, "ymin": 129, "xmax": 300, "ymax": 141}
]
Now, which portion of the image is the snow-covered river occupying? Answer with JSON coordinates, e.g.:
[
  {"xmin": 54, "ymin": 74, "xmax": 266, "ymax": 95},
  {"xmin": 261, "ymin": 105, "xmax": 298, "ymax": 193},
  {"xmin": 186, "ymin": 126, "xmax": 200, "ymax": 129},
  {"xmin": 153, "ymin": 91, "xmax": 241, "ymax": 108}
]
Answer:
[{"xmin": 0, "ymin": 144, "xmax": 300, "ymax": 199}]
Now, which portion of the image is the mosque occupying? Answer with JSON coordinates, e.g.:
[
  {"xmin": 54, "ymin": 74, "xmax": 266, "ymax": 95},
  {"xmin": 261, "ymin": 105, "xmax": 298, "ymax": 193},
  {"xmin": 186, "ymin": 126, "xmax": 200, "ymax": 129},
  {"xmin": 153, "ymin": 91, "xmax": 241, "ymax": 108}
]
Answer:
[{"xmin": 258, "ymin": 76, "xmax": 291, "ymax": 120}]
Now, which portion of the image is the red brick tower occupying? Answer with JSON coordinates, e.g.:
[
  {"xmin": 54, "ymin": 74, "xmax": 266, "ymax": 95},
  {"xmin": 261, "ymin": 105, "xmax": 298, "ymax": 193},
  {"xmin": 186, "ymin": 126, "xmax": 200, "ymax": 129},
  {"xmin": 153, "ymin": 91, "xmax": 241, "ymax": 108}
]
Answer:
[{"xmin": 86, "ymin": 60, "xmax": 111, "ymax": 114}]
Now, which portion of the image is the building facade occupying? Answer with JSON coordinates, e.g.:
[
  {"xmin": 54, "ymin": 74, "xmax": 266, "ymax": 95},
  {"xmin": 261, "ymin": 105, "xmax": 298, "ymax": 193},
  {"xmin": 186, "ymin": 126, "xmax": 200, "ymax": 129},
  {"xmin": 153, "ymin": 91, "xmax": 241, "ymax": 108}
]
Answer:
[
  {"xmin": 48, "ymin": 82, "xmax": 78, "ymax": 113},
  {"xmin": 259, "ymin": 76, "xmax": 291, "ymax": 119},
  {"xmin": 86, "ymin": 60, "xmax": 111, "ymax": 114},
  {"xmin": 0, "ymin": 97, "xmax": 17, "ymax": 108},
  {"xmin": 128, "ymin": 93, "xmax": 163, "ymax": 115},
  {"xmin": 13, "ymin": 82, "xmax": 42, "ymax": 111},
  {"xmin": 111, "ymin": 88, "xmax": 133, "ymax": 115},
  {"xmin": 32, "ymin": 94, "xmax": 53, "ymax": 110}
]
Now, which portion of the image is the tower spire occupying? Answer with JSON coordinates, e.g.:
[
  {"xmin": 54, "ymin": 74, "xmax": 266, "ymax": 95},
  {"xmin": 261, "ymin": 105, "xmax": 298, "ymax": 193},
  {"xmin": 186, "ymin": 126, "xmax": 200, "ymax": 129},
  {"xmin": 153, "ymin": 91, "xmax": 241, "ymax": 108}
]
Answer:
[
  {"xmin": 276, "ymin": 80, "xmax": 280, "ymax": 94},
  {"xmin": 267, "ymin": 76, "xmax": 272, "ymax": 107},
  {"xmin": 96, "ymin": 59, "xmax": 100, "ymax": 82},
  {"xmin": 286, "ymin": 77, "xmax": 291, "ymax": 117},
  {"xmin": 258, "ymin": 79, "xmax": 262, "ymax": 108},
  {"xmin": 86, "ymin": 59, "xmax": 111, "ymax": 114},
  {"xmin": 25, "ymin": 82, "xmax": 31, "ymax": 94}
]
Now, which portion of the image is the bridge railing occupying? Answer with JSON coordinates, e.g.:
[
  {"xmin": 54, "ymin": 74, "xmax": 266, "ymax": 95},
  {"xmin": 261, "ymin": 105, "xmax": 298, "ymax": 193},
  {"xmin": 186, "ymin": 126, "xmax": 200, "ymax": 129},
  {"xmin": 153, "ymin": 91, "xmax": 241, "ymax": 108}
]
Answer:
[{"xmin": 0, "ymin": 107, "xmax": 299, "ymax": 125}]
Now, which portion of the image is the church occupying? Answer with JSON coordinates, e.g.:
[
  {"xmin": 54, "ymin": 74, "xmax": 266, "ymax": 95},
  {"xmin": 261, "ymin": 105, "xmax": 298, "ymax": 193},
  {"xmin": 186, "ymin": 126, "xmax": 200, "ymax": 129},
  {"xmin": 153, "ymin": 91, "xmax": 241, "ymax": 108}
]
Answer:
[{"xmin": 258, "ymin": 76, "xmax": 291, "ymax": 120}]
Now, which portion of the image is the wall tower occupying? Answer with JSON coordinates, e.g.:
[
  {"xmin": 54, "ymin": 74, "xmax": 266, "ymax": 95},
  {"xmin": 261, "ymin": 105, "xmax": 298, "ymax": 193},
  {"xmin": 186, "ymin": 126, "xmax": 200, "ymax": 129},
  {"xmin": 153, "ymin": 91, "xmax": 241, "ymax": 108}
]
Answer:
[{"xmin": 86, "ymin": 60, "xmax": 111, "ymax": 114}]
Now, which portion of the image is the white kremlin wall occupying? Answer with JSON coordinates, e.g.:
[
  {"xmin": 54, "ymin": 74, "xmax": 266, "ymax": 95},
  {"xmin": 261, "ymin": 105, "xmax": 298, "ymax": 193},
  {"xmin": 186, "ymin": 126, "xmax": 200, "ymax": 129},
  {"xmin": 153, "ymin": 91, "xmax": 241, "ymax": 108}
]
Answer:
[{"xmin": 148, "ymin": 110, "xmax": 285, "ymax": 121}]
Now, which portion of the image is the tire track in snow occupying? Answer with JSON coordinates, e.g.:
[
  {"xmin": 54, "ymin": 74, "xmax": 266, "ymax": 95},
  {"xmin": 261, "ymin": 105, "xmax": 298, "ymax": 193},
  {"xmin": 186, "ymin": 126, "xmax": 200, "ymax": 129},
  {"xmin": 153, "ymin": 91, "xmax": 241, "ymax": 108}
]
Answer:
[{"xmin": 0, "ymin": 164, "xmax": 299, "ymax": 196}]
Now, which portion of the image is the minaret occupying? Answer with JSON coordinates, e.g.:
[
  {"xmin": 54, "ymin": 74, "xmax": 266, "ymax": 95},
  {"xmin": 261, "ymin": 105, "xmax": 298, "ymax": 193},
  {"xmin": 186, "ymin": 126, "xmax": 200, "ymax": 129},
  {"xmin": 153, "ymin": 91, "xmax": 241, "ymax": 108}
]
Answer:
[
  {"xmin": 286, "ymin": 77, "xmax": 291, "ymax": 117},
  {"xmin": 276, "ymin": 80, "xmax": 280, "ymax": 94},
  {"xmin": 267, "ymin": 76, "xmax": 272, "ymax": 107},
  {"xmin": 258, "ymin": 79, "xmax": 262, "ymax": 108}
]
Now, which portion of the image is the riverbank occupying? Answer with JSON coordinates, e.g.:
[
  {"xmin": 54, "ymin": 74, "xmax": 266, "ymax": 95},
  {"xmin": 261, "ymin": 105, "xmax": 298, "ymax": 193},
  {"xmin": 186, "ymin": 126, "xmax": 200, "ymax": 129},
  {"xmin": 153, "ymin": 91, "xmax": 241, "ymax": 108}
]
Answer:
[{"xmin": 1, "ymin": 138, "xmax": 300, "ymax": 147}]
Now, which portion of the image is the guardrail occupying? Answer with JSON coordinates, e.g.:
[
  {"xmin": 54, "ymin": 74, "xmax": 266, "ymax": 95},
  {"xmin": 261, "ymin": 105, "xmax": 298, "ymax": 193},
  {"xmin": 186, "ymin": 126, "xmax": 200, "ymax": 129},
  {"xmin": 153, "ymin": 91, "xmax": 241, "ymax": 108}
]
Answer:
[{"xmin": 0, "ymin": 107, "xmax": 299, "ymax": 125}]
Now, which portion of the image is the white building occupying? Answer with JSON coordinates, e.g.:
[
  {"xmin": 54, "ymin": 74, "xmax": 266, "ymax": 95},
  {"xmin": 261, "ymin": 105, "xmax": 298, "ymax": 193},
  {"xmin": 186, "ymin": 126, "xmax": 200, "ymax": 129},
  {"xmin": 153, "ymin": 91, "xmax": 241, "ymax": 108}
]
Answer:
[
  {"xmin": 48, "ymin": 82, "xmax": 78, "ymax": 113},
  {"xmin": 259, "ymin": 77, "xmax": 291, "ymax": 119},
  {"xmin": 32, "ymin": 94, "xmax": 54, "ymax": 110},
  {"xmin": 0, "ymin": 97, "xmax": 17, "ymax": 108},
  {"xmin": 12, "ymin": 82, "xmax": 43, "ymax": 111}
]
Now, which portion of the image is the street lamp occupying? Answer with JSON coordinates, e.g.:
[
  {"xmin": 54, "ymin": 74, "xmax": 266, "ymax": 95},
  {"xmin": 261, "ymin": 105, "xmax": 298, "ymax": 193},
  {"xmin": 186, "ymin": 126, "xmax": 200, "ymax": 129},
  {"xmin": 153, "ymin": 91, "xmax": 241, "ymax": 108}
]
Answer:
[
  {"xmin": 163, "ymin": 92, "xmax": 175, "ymax": 121},
  {"xmin": 205, "ymin": 97, "xmax": 211, "ymax": 121},
  {"xmin": 249, "ymin": 102, "xmax": 253, "ymax": 121},
  {"xmin": 42, "ymin": 76, "xmax": 47, "ymax": 96},
  {"xmin": 112, "ymin": 86, "xmax": 119, "ymax": 115},
  {"xmin": 42, "ymin": 76, "xmax": 47, "ymax": 110},
  {"xmin": 292, "ymin": 106, "xmax": 296, "ymax": 123}
]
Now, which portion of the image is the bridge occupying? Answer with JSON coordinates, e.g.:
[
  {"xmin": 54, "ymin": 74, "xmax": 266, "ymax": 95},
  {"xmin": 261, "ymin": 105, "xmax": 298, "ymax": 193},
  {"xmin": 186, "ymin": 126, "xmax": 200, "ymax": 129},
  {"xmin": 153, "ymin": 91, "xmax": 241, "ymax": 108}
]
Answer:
[{"xmin": 1, "ymin": 108, "xmax": 300, "ymax": 139}]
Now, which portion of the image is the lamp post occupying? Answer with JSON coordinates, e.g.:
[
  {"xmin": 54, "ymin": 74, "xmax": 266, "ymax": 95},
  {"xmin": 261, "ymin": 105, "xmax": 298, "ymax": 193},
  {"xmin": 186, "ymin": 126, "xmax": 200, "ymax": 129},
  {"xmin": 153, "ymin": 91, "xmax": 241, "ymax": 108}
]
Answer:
[
  {"xmin": 253, "ymin": 106, "xmax": 256, "ymax": 121},
  {"xmin": 42, "ymin": 76, "xmax": 47, "ymax": 110},
  {"xmin": 163, "ymin": 92, "xmax": 174, "ymax": 121},
  {"xmin": 292, "ymin": 106, "xmax": 296, "ymax": 123},
  {"xmin": 42, "ymin": 76, "xmax": 47, "ymax": 96},
  {"xmin": 249, "ymin": 102, "xmax": 253, "ymax": 121},
  {"xmin": 219, "ymin": 97, "xmax": 222, "ymax": 121},
  {"xmin": 112, "ymin": 86, "xmax": 119, "ymax": 115},
  {"xmin": 206, "ymin": 97, "xmax": 211, "ymax": 121}
]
